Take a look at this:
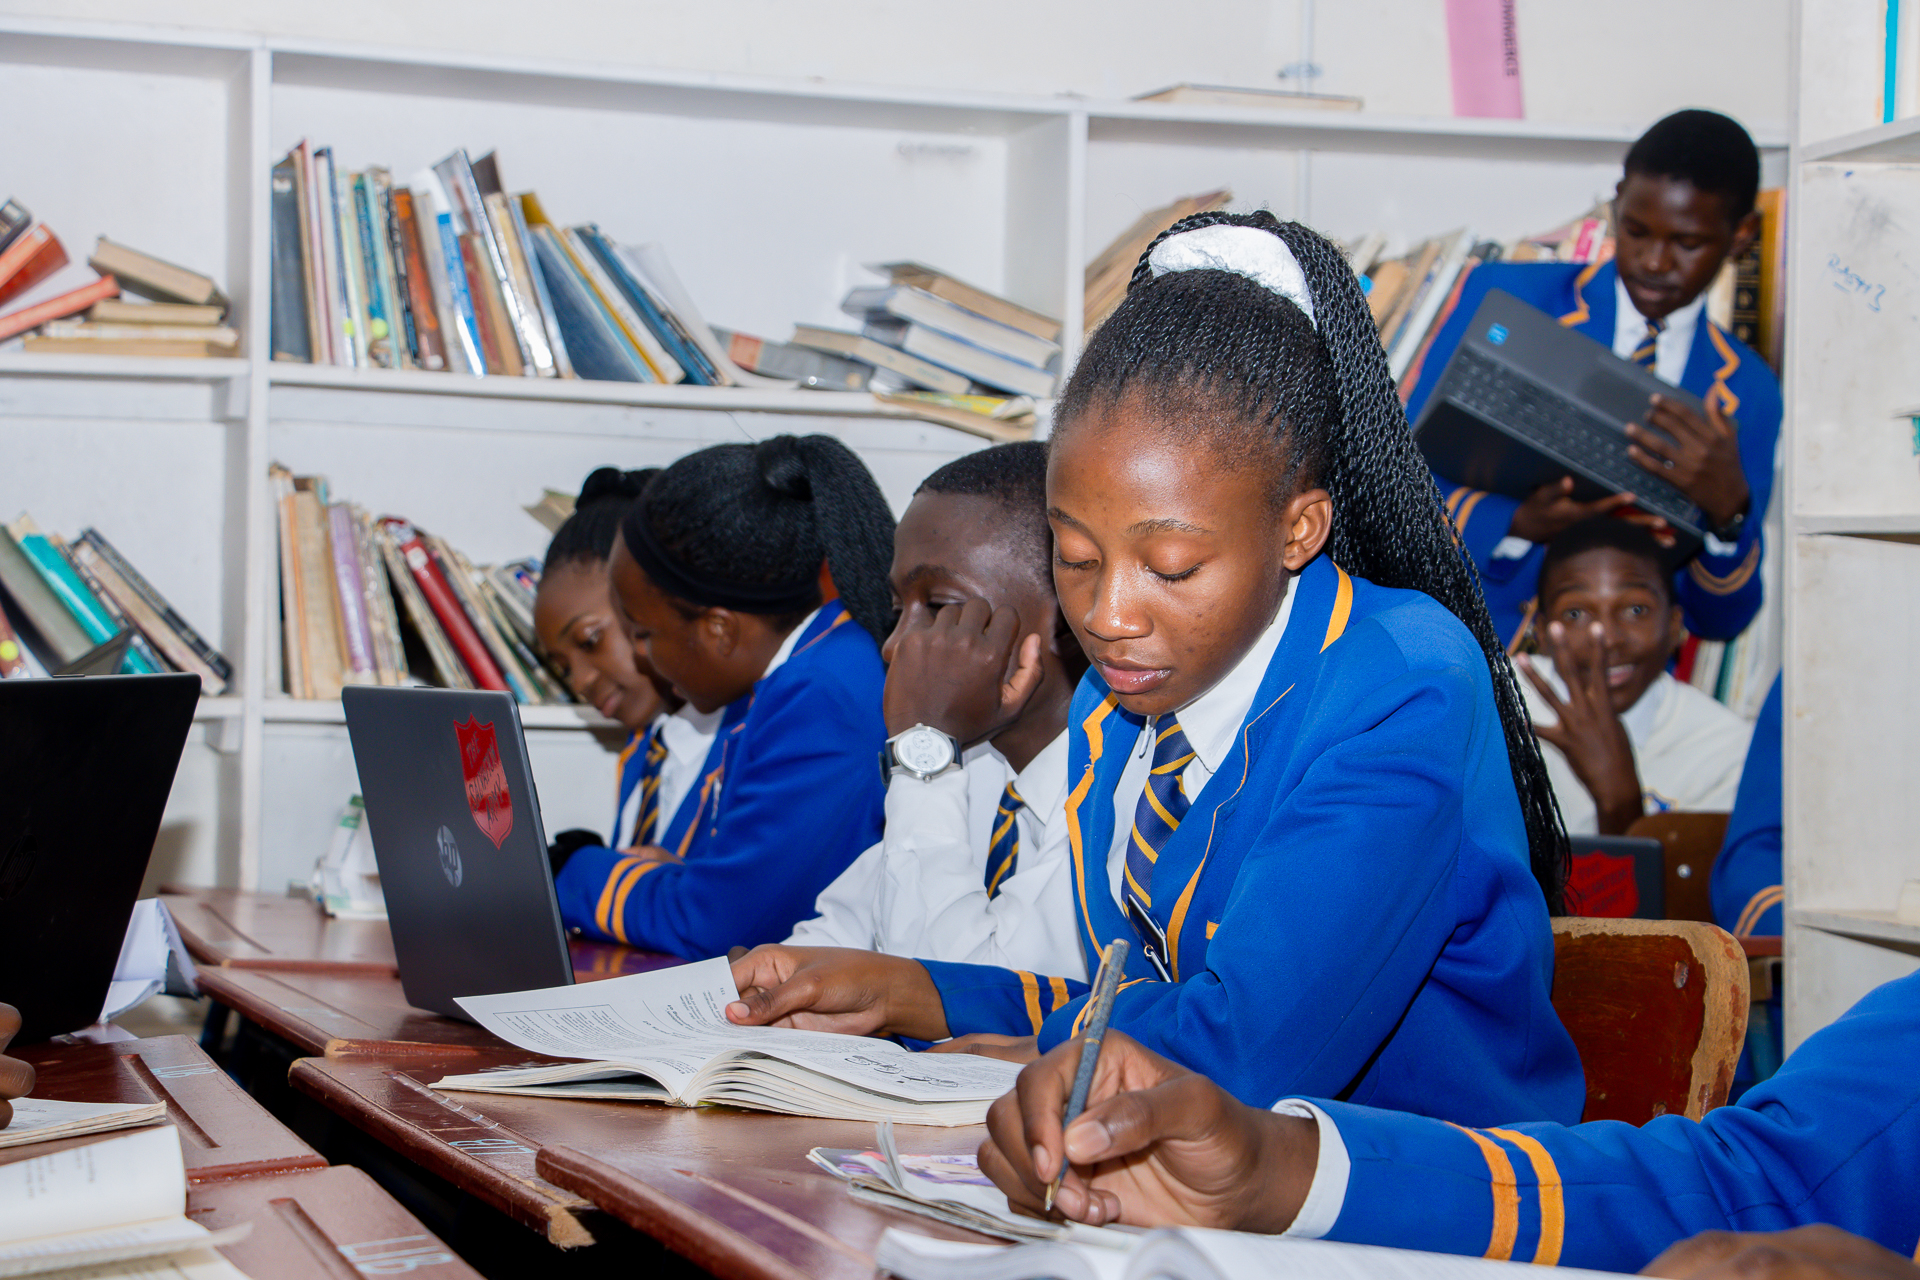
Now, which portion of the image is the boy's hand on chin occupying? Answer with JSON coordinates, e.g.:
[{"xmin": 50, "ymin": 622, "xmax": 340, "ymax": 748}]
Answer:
[
  {"xmin": 1520, "ymin": 623, "xmax": 1643, "ymax": 835},
  {"xmin": 884, "ymin": 598, "xmax": 1045, "ymax": 746},
  {"xmin": 725, "ymin": 945, "xmax": 949, "ymax": 1041}
]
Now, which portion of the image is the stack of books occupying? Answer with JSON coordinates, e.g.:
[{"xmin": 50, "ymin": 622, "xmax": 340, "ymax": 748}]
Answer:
[
  {"xmin": 0, "ymin": 515, "xmax": 232, "ymax": 690},
  {"xmin": 785, "ymin": 263, "xmax": 1062, "ymax": 399},
  {"xmin": 1084, "ymin": 188, "xmax": 1233, "ymax": 334},
  {"xmin": 0, "ymin": 197, "xmax": 233, "ymax": 357},
  {"xmin": 270, "ymin": 465, "xmax": 565, "ymax": 707},
  {"xmin": 271, "ymin": 144, "xmax": 774, "ymax": 388}
]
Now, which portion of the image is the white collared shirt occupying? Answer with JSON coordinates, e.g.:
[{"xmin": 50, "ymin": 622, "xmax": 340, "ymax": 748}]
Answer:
[
  {"xmin": 1104, "ymin": 578, "xmax": 1298, "ymax": 903},
  {"xmin": 1611, "ymin": 275, "xmax": 1702, "ymax": 389},
  {"xmin": 1270, "ymin": 1100, "xmax": 1352, "ymax": 1238},
  {"xmin": 786, "ymin": 730, "xmax": 1085, "ymax": 979},
  {"xmin": 1519, "ymin": 656, "xmax": 1752, "ymax": 837}
]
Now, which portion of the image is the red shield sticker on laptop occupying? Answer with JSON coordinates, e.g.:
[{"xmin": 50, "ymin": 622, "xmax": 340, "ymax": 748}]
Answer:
[{"xmin": 454, "ymin": 716, "xmax": 513, "ymax": 850}]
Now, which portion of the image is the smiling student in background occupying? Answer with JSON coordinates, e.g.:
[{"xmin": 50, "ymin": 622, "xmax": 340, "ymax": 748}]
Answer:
[
  {"xmin": 550, "ymin": 435, "xmax": 893, "ymax": 959},
  {"xmin": 1406, "ymin": 109, "xmax": 1781, "ymax": 647},
  {"xmin": 1517, "ymin": 517, "xmax": 1750, "ymax": 837}
]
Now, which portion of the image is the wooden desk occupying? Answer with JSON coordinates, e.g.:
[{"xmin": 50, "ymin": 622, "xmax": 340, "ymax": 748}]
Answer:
[
  {"xmin": 161, "ymin": 887, "xmax": 399, "ymax": 976},
  {"xmin": 291, "ymin": 1049, "xmax": 993, "ymax": 1268},
  {"xmin": 189, "ymin": 1164, "xmax": 483, "ymax": 1280},
  {"xmin": 16, "ymin": 1034, "xmax": 326, "ymax": 1183}
]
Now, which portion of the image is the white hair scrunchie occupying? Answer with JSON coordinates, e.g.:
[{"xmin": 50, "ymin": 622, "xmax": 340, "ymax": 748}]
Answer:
[{"xmin": 1146, "ymin": 223, "xmax": 1317, "ymax": 330}]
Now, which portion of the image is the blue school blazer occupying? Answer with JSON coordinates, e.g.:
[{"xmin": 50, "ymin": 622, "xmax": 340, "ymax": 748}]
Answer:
[
  {"xmin": 1308, "ymin": 968, "xmax": 1920, "ymax": 1272},
  {"xmin": 1403, "ymin": 259, "xmax": 1782, "ymax": 643},
  {"xmin": 553, "ymin": 600, "xmax": 887, "ymax": 959},
  {"xmin": 921, "ymin": 555, "xmax": 1586, "ymax": 1126},
  {"xmin": 1712, "ymin": 674, "xmax": 1782, "ymax": 938}
]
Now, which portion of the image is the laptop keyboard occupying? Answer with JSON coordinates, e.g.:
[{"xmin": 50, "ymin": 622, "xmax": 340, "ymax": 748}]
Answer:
[{"xmin": 1444, "ymin": 347, "xmax": 1692, "ymax": 519}]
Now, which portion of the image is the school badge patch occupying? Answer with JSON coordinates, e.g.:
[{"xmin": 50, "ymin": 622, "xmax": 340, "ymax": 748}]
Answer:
[{"xmin": 454, "ymin": 716, "xmax": 513, "ymax": 850}]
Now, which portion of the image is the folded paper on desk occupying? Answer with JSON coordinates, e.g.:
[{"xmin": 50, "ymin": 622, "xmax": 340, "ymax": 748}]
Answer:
[
  {"xmin": 810, "ymin": 1121, "xmax": 1134, "ymax": 1247},
  {"xmin": 436, "ymin": 957, "xmax": 1020, "ymax": 1126},
  {"xmin": 0, "ymin": 1097, "xmax": 167, "ymax": 1151},
  {"xmin": 102, "ymin": 899, "xmax": 199, "ymax": 1023},
  {"xmin": 876, "ymin": 1224, "xmax": 1627, "ymax": 1280},
  {"xmin": 0, "ymin": 1126, "xmax": 252, "ymax": 1278}
]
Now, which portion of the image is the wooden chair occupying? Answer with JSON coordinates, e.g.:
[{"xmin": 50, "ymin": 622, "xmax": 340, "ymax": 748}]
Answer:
[
  {"xmin": 1626, "ymin": 811, "xmax": 1730, "ymax": 924},
  {"xmin": 1551, "ymin": 917, "xmax": 1749, "ymax": 1122}
]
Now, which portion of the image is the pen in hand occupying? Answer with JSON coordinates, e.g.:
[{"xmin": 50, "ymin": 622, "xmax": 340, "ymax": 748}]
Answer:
[{"xmin": 1045, "ymin": 937, "xmax": 1131, "ymax": 1214}]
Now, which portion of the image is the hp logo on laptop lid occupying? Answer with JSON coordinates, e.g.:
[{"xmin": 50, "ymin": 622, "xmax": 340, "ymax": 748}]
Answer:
[{"xmin": 436, "ymin": 824, "xmax": 463, "ymax": 888}]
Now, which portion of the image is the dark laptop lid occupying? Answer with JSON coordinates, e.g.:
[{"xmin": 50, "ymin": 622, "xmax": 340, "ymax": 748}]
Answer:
[
  {"xmin": 342, "ymin": 686, "xmax": 573, "ymax": 1020},
  {"xmin": 0, "ymin": 673, "xmax": 200, "ymax": 1044},
  {"xmin": 1567, "ymin": 835, "xmax": 1667, "ymax": 919}
]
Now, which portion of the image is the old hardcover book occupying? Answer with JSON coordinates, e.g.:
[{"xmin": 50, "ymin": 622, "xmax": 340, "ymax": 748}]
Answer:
[
  {"xmin": 0, "ymin": 275, "xmax": 118, "ymax": 343},
  {"xmin": 0, "ymin": 225, "xmax": 69, "ymax": 307},
  {"xmin": 270, "ymin": 153, "xmax": 313, "ymax": 361},
  {"xmin": 86, "ymin": 237, "xmax": 226, "ymax": 307},
  {"xmin": 868, "ymin": 262, "xmax": 1061, "ymax": 343}
]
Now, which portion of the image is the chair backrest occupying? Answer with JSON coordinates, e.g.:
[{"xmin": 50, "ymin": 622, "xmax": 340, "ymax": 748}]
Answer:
[
  {"xmin": 1551, "ymin": 917, "xmax": 1749, "ymax": 1122},
  {"xmin": 1626, "ymin": 811, "xmax": 1731, "ymax": 923}
]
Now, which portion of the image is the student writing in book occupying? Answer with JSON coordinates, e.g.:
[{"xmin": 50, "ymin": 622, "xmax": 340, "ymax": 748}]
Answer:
[
  {"xmin": 1405, "ymin": 109, "xmax": 1781, "ymax": 646},
  {"xmin": 0, "ymin": 1004, "xmax": 31, "ymax": 1127},
  {"xmin": 551, "ymin": 435, "xmax": 892, "ymax": 959},
  {"xmin": 785, "ymin": 442, "xmax": 1089, "ymax": 976},
  {"xmin": 534, "ymin": 467, "xmax": 721, "ymax": 876},
  {"xmin": 1515, "ymin": 518, "xmax": 1751, "ymax": 837},
  {"xmin": 728, "ymin": 212, "xmax": 1585, "ymax": 1126},
  {"xmin": 976, "ymin": 971, "xmax": 1920, "ymax": 1275}
]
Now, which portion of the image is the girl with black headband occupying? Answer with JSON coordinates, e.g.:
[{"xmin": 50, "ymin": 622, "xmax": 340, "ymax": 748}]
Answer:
[
  {"xmin": 727, "ymin": 213, "xmax": 1586, "ymax": 1129},
  {"xmin": 550, "ymin": 434, "xmax": 894, "ymax": 959}
]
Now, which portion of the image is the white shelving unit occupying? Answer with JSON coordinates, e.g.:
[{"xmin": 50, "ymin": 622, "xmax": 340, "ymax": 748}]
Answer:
[
  {"xmin": 1780, "ymin": 3, "xmax": 1920, "ymax": 1045},
  {"xmin": 0, "ymin": 16, "xmax": 1786, "ymax": 894}
]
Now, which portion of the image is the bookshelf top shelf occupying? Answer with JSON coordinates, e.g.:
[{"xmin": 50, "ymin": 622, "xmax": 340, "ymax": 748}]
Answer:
[
  {"xmin": 1790, "ymin": 907, "xmax": 1920, "ymax": 949},
  {"xmin": 1795, "ymin": 513, "xmax": 1920, "ymax": 539},
  {"xmin": 267, "ymin": 363, "xmax": 915, "ymax": 415},
  {"xmin": 1801, "ymin": 116, "xmax": 1920, "ymax": 163},
  {"xmin": 0, "ymin": 353, "xmax": 250, "ymax": 382}
]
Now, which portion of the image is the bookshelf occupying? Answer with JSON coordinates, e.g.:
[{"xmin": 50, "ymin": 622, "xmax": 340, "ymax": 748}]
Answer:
[
  {"xmin": 1779, "ymin": 2, "xmax": 1920, "ymax": 1045},
  {"xmin": 0, "ymin": 16, "xmax": 1788, "ymax": 894}
]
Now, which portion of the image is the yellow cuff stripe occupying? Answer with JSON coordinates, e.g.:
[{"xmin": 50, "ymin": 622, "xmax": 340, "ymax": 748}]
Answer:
[
  {"xmin": 1047, "ymin": 975, "xmax": 1070, "ymax": 1013},
  {"xmin": 593, "ymin": 856, "xmax": 644, "ymax": 936},
  {"xmin": 1734, "ymin": 885, "xmax": 1785, "ymax": 938},
  {"xmin": 1487, "ymin": 1128, "xmax": 1565, "ymax": 1266},
  {"xmin": 608, "ymin": 859, "xmax": 665, "ymax": 945},
  {"xmin": 1454, "ymin": 489, "xmax": 1488, "ymax": 538},
  {"xmin": 1688, "ymin": 541, "xmax": 1760, "ymax": 595},
  {"xmin": 1446, "ymin": 1123, "xmax": 1521, "ymax": 1261},
  {"xmin": 1019, "ymin": 972, "xmax": 1044, "ymax": 1034}
]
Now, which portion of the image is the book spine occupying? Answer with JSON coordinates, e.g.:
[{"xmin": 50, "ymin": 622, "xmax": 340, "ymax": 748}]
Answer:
[
  {"xmin": 79, "ymin": 529, "xmax": 234, "ymax": 683},
  {"xmin": 428, "ymin": 537, "xmax": 535, "ymax": 703},
  {"xmin": 269, "ymin": 468, "xmax": 309, "ymax": 697},
  {"xmin": 376, "ymin": 180, "xmax": 420, "ymax": 370},
  {"xmin": 326, "ymin": 504, "xmax": 377, "ymax": 681},
  {"xmin": 291, "ymin": 144, "xmax": 325, "ymax": 364},
  {"xmin": 299, "ymin": 144, "xmax": 334, "ymax": 364},
  {"xmin": 0, "ymin": 276, "xmax": 120, "ymax": 344},
  {"xmin": 291, "ymin": 490, "xmax": 347, "ymax": 700},
  {"xmin": 385, "ymin": 522, "xmax": 508, "ymax": 692},
  {"xmin": 434, "ymin": 151, "xmax": 538, "ymax": 374},
  {"xmin": 354, "ymin": 508, "xmax": 406, "ymax": 684},
  {"xmin": 484, "ymin": 193, "xmax": 557, "ymax": 377},
  {"xmin": 269, "ymin": 156, "xmax": 314, "ymax": 362},
  {"xmin": 58, "ymin": 540, "xmax": 167, "ymax": 674},
  {"xmin": 314, "ymin": 149, "xmax": 355, "ymax": 367},
  {"xmin": 460, "ymin": 232, "xmax": 512, "ymax": 375},
  {"xmin": 10, "ymin": 527, "xmax": 115, "ymax": 647},
  {"xmin": 334, "ymin": 169, "xmax": 373, "ymax": 368},
  {"xmin": 389, "ymin": 190, "xmax": 447, "ymax": 373},
  {"xmin": 0, "ymin": 226, "xmax": 68, "ymax": 307},
  {"xmin": 433, "ymin": 213, "xmax": 485, "ymax": 376},
  {"xmin": 580, "ymin": 228, "xmax": 706, "ymax": 384},
  {"xmin": 507, "ymin": 196, "xmax": 572, "ymax": 378},
  {"xmin": 561, "ymin": 228, "xmax": 679, "ymax": 382},
  {"xmin": 364, "ymin": 170, "xmax": 412, "ymax": 371},
  {"xmin": 0, "ymin": 600, "xmax": 26, "ymax": 677},
  {"xmin": 373, "ymin": 523, "xmax": 471, "ymax": 689},
  {"xmin": 351, "ymin": 175, "xmax": 396, "ymax": 369},
  {"xmin": 527, "ymin": 227, "xmax": 647, "ymax": 384},
  {"xmin": 0, "ymin": 199, "xmax": 29, "ymax": 259},
  {"xmin": 65, "ymin": 540, "xmax": 213, "ymax": 685}
]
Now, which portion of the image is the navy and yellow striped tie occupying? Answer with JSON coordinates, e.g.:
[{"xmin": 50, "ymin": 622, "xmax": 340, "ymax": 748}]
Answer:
[
  {"xmin": 1124, "ymin": 716, "xmax": 1195, "ymax": 914},
  {"xmin": 632, "ymin": 729, "xmax": 670, "ymax": 845},
  {"xmin": 1630, "ymin": 318, "xmax": 1664, "ymax": 369},
  {"xmin": 982, "ymin": 782, "xmax": 1025, "ymax": 899}
]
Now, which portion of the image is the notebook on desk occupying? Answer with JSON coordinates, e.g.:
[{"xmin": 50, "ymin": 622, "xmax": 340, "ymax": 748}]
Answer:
[
  {"xmin": 1412, "ymin": 289, "xmax": 1707, "ymax": 556},
  {"xmin": 0, "ymin": 672, "xmax": 199, "ymax": 1044},
  {"xmin": 342, "ymin": 686, "xmax": 575, "ymax": 1020}
]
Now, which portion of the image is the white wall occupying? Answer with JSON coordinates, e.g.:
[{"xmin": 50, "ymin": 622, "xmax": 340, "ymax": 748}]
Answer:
[{"xmin": 0, "ymin": 0, "xmax": 1787, "ymax": 134}]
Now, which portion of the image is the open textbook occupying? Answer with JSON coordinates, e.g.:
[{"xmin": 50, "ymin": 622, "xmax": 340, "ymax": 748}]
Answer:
[
  {"xmin": 0, "ymin": 1097, "xmax": 166, "ymax": 1151},
  {"xmin": 876, "ymin": 1226, "xmax": 1628, "ymax": 1280},
  {"xmin": 811, "ymin": 1121, "xmax": 1134, "ymax": 1247},
  {"xmin": 436, "ymin": 957, "xmax": 1021, "ymax": 1126},
  {"xmin": 0, "ymin": 1126, "xmax": 250, "ymax": 1278}
]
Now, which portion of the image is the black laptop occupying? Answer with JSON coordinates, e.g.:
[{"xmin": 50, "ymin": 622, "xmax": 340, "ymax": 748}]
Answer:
[
  {"xmin": 342, "ymin": 686, "xmax": 574, "ymax": 1020},
  {"xmin": 1567, "ymin": 835, "xmax": 1667, "ymax": 919},
  {"xmin": 0, "ymin": 673, "xmax": 199, "ymax": 1044},
  {"xmin": 1412, "ymin": 288, "xmax": 1708, "ymax": 556}
]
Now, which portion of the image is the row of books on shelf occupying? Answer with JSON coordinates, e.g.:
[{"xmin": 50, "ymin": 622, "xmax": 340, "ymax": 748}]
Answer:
[
  {"xmin": 271, "ymin": 465, "xmax": 568, "ymax": 707},
  {"xmin": 0, "ymin": 516, "xmax": 232, "ymax": 690},
  {"xmin": 1344, "ymin": 188, "xmax": 1787, "ymax": 393},
  {"xmin": 0, "ymin": 197, "xmax": 236, "ymax": 356},
  {"xmin": 268, "ymin": 142, "xmax": 1063, "ymax": 403}
]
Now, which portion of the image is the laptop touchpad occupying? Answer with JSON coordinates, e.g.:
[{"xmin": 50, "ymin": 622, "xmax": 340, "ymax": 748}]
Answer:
[{"xmin": 1578, "ymin": 370, "xmax": 1655, "ymax": 427}]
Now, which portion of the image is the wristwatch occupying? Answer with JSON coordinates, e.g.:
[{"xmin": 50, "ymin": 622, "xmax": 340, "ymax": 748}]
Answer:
[
  {"xmin": 880, "ymin": 724, "xmax": 962, "ymax": 783},
  {"xmin": 1708, "ymin": 507, "xmax": 1748, "ymax": 545}
]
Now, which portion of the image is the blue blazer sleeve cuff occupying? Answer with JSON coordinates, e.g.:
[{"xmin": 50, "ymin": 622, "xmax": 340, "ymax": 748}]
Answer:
[{"xmin": 919, "ymin": 960, "xmax": 1088, "ymax": 1038}]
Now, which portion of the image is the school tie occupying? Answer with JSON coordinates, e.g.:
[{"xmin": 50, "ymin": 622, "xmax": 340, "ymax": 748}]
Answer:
[
  {"xmin": 982, "ymin": 782, "xmax": 1025, "ymax": 900},
  {"xmin": 1630, "ymin": 317, "xmax": 1665, "ymax": 369},
  {"xmin": 1124, "ymin": 716, "xmax": 1195, "ymax": 915},
  {"xmin": 632, "ymin": 729, "xmax": 670, "ymax": 845}
]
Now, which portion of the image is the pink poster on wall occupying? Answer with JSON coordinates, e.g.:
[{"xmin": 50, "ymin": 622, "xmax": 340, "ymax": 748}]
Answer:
[{"xmin": 1445, "ymin": 0, "xmax": 1525, "ymax": 119}]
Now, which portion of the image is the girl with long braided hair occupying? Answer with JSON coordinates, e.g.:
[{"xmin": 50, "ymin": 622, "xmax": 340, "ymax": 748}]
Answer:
[
  {"xmin": 551, "ymin": 434, "xmax": 894, "ymax": 959},
  {"xmin": 726, "ymin": 214, "xmax": 1583, "ymax": 1127}
]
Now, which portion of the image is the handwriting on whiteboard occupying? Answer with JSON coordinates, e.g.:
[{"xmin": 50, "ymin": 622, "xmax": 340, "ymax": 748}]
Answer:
[{"xmin": 1826, "ymin": 254, "xmax": 1885, "ymax": 312}]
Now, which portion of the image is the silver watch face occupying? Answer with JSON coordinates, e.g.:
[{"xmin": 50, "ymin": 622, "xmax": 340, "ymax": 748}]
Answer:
[{"xmin": 895, "ymin": 726, "xmax": 955, "ymax": 776}]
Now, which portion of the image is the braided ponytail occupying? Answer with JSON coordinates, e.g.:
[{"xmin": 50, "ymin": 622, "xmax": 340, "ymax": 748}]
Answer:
[
  {"xmin": 1067, "ymin": 210, "xmax": 1569, "ymax": 913},
  {"xmin": 633, "ymin": 434, "xmax": 898, "ymax": 648}
]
